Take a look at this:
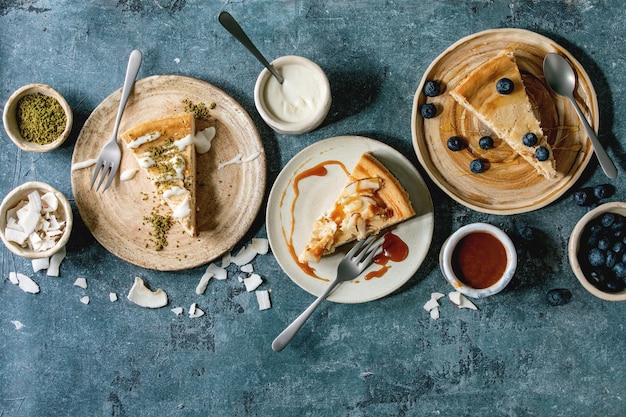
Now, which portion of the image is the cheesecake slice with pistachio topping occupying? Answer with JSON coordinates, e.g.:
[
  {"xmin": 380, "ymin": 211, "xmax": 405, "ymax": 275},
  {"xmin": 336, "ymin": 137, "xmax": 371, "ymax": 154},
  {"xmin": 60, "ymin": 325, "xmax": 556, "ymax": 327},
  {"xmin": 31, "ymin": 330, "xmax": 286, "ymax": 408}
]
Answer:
[
  {"xmin": 298, "ymin": 152, "xmax": 415, "ymax": 263},
  {"xmin": 121, "ymin": 113, "xmax": 197, "ymax": 236}
]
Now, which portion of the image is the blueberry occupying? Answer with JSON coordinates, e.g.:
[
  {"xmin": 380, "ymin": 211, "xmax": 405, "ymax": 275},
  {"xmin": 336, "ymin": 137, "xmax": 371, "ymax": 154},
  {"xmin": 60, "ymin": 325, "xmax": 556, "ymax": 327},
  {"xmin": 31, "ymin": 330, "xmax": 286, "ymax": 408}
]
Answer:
[
  {"xmin": 573, "ymin": 188, "xmax": 594, "ymax": 206},
  {"xmin": 601, "ymin": 213, "xmax": 616, "ymax": 228},
  {"xmin": 621, "ymin": 252, "xmax": 626, "ymax": 264},
  {"xmin": 605, "ymin": 277, "xmax": 626, "ymax": 293},
  {"xmin": 598, "ymin": 238, "xmax": 610, "ymax": 251},
  {"xmin": 446, "ymin": 136, "xmax": 465, "ymax": 151},
  {"xmin": 612, "ymin": 241, "xmax": 624, "ymax": 254},
  {"xmin": 496, "ymin": 78, "xmax": 514, "ymax": 94},
  {"xmin": 535, "ymin": 146, "xmax": 550, "ymax": 161},
  {"xmin": 606, "ymin": 251, "xmax": 617, "ymax": 268},
  {"xmin": 479, "ymin": 136, "xmax": 494, "ymax": 150},
  {"xmin": 522, "ymin": 132, "xmax": 538, "ymax": 147},
  {"xmin": 612, "ymin": 263, "xmax": 626, "ymax": 279},
  {"xmin": 588, "ymin": 248, "xmax": 606, "ymax": 267},
  {"xmin": 594, "ymin": 184, "xmax": 615, "ymax": 200},
  {"xmin": 423, "ymin": 80, "xmax": 441, "ymax": 97},
  {"xmin": 420, "ymin": 103, "xmax": 437, "ymax": 119},
  {"xmin": 518, "ymin": 226, "xmax": 535, "ymax": 241},
  {"xmin": 469, "ymin": 159, "xmax": 486, "ymax": 174},
  {"xmin": 546, "ymin": 288, "xmax": 572, "ymax": 306}
]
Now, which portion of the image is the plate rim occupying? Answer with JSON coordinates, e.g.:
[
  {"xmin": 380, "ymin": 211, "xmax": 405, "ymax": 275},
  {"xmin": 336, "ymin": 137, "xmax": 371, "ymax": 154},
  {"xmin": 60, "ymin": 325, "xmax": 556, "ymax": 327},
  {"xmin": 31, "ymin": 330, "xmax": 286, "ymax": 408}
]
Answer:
[
  {"xmin": 266, "ymin": 135, "xmax": 435, "ymax": 304},
  {"xmin": 411, "ymin": 28, "xmax": 598, "ymax": 215}
]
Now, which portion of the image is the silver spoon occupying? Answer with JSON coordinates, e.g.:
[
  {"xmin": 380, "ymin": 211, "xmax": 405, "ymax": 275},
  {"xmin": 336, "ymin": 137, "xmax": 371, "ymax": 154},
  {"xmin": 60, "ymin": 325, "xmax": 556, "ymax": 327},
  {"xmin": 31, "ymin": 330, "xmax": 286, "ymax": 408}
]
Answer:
[
  {"xmin": 218, "ymin": 11, "xmax": 284, "ymax": 84},
  {"xmin": 543, "ymin": 53, "xmax": 617, "ymax": 179}
]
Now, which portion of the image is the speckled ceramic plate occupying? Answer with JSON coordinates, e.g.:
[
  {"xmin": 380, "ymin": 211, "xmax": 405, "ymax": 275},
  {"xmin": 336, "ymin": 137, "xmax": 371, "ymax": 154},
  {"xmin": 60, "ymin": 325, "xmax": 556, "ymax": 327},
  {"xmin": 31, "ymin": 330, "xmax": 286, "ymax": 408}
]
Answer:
[
  {"xmin": 266, "ymin": 136, "xmax": 434, "ymax": 304},
  {"xmin": 71, "ymin": 75, "xmax": 265, "ymax": 271},
  {"xmin": 412, "ymin": 28, "xmax": 598, "ymax": 214}
]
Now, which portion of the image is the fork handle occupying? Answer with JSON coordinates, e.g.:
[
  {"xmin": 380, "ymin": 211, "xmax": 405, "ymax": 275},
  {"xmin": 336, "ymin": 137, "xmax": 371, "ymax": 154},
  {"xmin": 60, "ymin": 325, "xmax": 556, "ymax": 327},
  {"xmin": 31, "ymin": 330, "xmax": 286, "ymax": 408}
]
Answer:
[
  {"xmin": 271, "ymin": 280, "xmax": 339, "ymax": 352},
  {"xmin": 112, "ymin": 49, "xmax": 142, "ymax": 136}
]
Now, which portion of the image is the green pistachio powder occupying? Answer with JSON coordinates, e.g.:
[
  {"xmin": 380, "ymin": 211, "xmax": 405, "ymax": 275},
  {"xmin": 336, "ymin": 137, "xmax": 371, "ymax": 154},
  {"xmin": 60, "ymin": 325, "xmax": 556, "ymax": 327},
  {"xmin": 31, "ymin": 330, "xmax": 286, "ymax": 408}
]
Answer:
[{"xmin": 17, "ymin": 93, "xmax": 67, "ymax": 145}]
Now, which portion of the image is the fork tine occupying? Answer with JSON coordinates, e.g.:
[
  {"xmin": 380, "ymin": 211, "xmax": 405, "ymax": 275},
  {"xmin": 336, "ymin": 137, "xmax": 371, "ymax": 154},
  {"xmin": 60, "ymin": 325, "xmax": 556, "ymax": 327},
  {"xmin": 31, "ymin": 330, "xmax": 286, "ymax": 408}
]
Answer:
[
  {"xmin": 94, "ymin": 164, "xmax": 110, "ymax": 192},
  {"xmin": 360, "ymin": 241, "xmax": 383, "ymax": 267},
  {"xmin": 346, "ymin": 235, "xmax": 375, "ymax": 258},
  {"xmin": 101, "ymin": 165, "xmax": 119, "ymax": 192},
  {"xmin": 352, "ymin": 235, "xmax": 380, "ymax": 263},
  {"xmin": 90, "ymin": 160, "xmax": 104, "ymax": 190}
]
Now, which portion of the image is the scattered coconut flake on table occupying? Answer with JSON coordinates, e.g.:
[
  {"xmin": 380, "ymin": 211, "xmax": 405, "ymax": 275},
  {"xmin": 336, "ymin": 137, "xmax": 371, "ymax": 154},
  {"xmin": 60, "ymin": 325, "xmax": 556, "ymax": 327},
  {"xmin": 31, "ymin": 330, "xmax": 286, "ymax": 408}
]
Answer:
[
  {"xmin": 71, "ymin": 158, "xmax": 98, "ymax": 171},
  {"xmin": 11, "ymin": 320, "xmax": 25, "ymax": 330},
  {"xmin": 205, "ymin": 263, "xmax": 227, "ymax": 280},
  {"xmin": 195, "ymin": 271, "xmax": 213, "ymax": 295},
  {"xmin": 46, "ymin": 246, "xmax": 66, "ymax": 277},
  {"xmin": 188, "ymin": 303, "xmax": 205, "ymax": 318},
  {"xmin": 109, "ymin": 292, "xmax": 118, "ymax": 302},
  {"xmin": 11, "ymin": 272, "xmax": 40, "ymax": 294},
  {"xmin": 8, "ymin": 271, "xmax": 19, "ymax": 285},
  {"xmin": 32, "ymin": 257, "xmax": 49, "ymax": 273},
  {"xmin": 171, "ymin": 306, "xmax": 184, "ymax": 316},
  {"xmin": 73, "ymin": 277, "xmax": 88, "ymax": 289},
  {"xmin": 423, "ymin": 292, "xmax": 445, "ymax": 320},
  {"xmin": 243, "ymin": 273, "xmax": 263, "ymax": 292},
  {"xmin": 120, "ymin": 169, "xmax": 138, "ymax": 181},
  {"xmin": 240, "ymin": 263, "xmax": 254, "ymax": 274},
  {"xmin": 220, "ymin": 252, "xmax": 232, "ymax": 268},
  {"xmin": 80, "ymin": 296, "xmax": 90, "ymax": 305},
  {"xmin": 251, "ymin": 238, "xmax": 269, "ymax": 255},
  {"xmin": 255, "ymin": 290, "xmax": 271, "ymax": 310},
  {"xmin": 231, "ymin": 244, "xmax": 257, "ymax": 266},
  {"xmin": 127, "ymin": 277, "xmax": 168, "ymax": 308},
  {"xmin": 449, "ymin": 291, "xmax": 478, "ymax": 310}
]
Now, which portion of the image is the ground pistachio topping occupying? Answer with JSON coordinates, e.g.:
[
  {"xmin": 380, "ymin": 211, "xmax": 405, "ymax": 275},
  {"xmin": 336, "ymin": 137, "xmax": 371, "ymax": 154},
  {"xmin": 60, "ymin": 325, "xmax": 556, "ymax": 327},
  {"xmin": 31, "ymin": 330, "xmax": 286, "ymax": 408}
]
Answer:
[
  {"xmin": 17, "ymin": 92, "xmax": 67, "ymax": 144},
  {"xmin": 182, "ymin": 98, "xmax": 215, "ymax": 120},
  {"xmin": 144, "ymin": 207, "xmax": 173, "ymax": 251}
]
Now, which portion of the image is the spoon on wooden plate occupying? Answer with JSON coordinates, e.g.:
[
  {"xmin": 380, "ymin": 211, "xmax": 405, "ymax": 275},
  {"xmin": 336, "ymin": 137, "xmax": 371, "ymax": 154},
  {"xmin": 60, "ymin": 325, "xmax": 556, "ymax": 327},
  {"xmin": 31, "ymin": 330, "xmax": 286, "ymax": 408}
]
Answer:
[
  {"xmin": 543, "ymin": 53, "xmax": 617, "ymax": 179},
  {"xmin": 218, "ymin": 11, "xmax": 284, "ymax": 84}
]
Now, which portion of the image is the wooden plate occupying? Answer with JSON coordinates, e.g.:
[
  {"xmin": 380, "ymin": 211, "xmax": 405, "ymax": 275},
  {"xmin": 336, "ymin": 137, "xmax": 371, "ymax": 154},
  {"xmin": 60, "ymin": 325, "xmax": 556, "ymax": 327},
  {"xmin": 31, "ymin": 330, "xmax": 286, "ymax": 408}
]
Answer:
[
  {"xmin": 71, "ymin": 75, "xmax": 266, "ymax": 271},
  {"xmin": 411, "ymin": 28, "xmax": 598, "ymax": 214}
]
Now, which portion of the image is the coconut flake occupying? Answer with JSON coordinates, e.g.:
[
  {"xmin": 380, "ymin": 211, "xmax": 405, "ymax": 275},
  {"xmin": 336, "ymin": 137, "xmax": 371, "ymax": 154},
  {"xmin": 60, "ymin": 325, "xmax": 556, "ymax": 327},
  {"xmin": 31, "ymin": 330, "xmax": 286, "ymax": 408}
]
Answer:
[
  {"xmin": 109, "ymin": 292, "xmax": 118, "ymax": 302},
  {"xmin": 127, "ymin": 277, "xmax": 168, "ymax": 308},
  {"xmin": 232, "ymin": 244, "xmax": 257, "ymax": 266},
  {"xmin": 171, "ymin": 307, "xmax": 183, "ymax": 316},
  {"xmin": 243, "ymin": 273, "xmax": 263, "ymax": 292},
  {"xmin": 449, "ymin": 291, "xmax": 478, "ymax": 310},
  {"xmin": 46, "ymin": 246, "xmax": 66, "ymax": 277},
  {"xmin": 255, "ymin": 290, "xmax": 271, "ymax": 310},
  {"xmin": 195, "ymin": 272, "xmax": 213, "ymax": 295},
  {"xmin": 251, "ymin": 238, "xmax": 269, "ymax": 255},
  {"xmin": 31, "ymin": 257, "xmax": 50, "ymax": 273},
  {"xmin": 16, "ymin": 273, "xmax": 40, "ymax": 294},
  {"xmin": 11, "ymin": 320, "xmax": 24, "ymax": 330},
  {"xmin": 8, "ymin": 272, "xmax": 19, "ymax": 285},
  {"xmin": 205, "ymin": 263, "xmax": 227, "ymax": 280},
  {"xmin": 423, "ymin": 292, "xmax": 445, "ymax": 320},
  {"xmin": 189, "ymin": 303, "xmax": 205, "ymax": 318},
  {"xmin": 80, "ymin": 296, "xmax": 90, "ymax": 305},
  {"xmin": 240, "ymin": 263, "xmax": 254, "ymax": 274},
  {"xmin": 73, "ymin": 277, "xmax": 88, "ymax": 289},
  {"xmin": 220, "ymin": 252, "xmax": 232, "ymax": 268}
]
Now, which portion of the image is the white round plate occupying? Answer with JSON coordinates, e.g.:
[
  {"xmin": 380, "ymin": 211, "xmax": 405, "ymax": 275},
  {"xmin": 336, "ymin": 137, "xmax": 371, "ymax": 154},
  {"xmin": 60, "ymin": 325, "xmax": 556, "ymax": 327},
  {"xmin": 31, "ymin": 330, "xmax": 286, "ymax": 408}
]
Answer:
[{"xmin": 266, "ymin": 136, "xmax": 434, "ymax": 303}]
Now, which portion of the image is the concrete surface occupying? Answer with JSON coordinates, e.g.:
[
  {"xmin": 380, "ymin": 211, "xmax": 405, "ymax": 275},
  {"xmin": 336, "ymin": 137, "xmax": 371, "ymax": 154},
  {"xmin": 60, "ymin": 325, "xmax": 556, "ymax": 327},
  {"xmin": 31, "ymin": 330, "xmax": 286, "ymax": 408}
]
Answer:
[{"xmin": 1, "ymin": 1, "xmax": 625, "ymax": 416}]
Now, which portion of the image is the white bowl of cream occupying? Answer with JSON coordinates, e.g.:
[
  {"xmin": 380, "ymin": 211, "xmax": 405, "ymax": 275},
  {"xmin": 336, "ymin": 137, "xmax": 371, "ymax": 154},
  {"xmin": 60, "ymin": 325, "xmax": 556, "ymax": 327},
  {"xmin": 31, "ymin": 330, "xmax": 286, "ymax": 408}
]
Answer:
[{"xmin": 254, "ymin": 55, "xmax": 331, "ymax": 135}]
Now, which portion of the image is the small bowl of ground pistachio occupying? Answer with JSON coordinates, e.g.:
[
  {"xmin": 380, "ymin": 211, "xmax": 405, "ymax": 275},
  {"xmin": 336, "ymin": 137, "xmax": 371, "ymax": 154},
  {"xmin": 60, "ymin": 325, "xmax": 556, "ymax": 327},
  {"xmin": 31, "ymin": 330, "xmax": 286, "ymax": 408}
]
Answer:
[{"xmin": 3, "ymin": 83, "xmax": 73, "ymax": 152}]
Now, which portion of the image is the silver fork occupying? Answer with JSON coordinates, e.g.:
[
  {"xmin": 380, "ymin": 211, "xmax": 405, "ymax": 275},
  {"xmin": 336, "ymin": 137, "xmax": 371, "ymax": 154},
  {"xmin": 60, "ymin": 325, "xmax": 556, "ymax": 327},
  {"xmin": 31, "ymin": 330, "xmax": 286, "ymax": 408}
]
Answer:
[
  {"xmin": 272, "ymin": 235, "xmax": 383, "ymax": 352},
  {"xmin": 90, "ymin": 49, "xmax": 142, "ymax": 192}
]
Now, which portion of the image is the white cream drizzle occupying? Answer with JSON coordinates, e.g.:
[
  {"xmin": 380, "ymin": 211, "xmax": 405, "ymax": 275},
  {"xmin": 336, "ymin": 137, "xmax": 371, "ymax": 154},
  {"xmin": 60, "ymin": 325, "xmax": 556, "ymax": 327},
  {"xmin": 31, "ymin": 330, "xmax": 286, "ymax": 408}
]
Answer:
[
  {"xmin": 173, "ymin": 196, "xmax": 191, "ymax": 219},
  {"xmin": 127, "ymin": 132, "xmax": 161, "ymax": 149},
  {"xmin": 163, "ymin": 186, "xmax": 187, "ymax": 198}
]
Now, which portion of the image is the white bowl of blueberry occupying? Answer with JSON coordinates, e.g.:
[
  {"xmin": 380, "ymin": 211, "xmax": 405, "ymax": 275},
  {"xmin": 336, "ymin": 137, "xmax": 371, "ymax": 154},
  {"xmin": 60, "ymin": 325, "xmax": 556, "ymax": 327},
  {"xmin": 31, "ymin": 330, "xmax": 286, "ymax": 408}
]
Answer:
[{"xmin": 569, "ymin": 202, "xmax": 626, "ymax": 301}]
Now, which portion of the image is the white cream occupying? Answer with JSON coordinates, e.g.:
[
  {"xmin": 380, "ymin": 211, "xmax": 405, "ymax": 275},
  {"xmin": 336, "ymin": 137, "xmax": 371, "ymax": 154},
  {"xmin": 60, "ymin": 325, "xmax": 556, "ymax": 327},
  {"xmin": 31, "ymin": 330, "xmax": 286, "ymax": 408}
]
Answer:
[
  {"xmin": 163, "ymin": 186, "xmax": 187, "ymax": 198},
  {"xmin": 173, "ymin": 197, "xmax": 190, "ymax": 219},
  {"xmin": 127, "ymin": 131, "xmax": 161, "ymax": 149},
  {"xmin": 175, "ymin": 134, "xmax": 194, "ymax": 151},
  {"xmin": 264, "ymin": 63, "xmax": 323, "ymax": 123},
  {"xmin": 194, "ymin": 127, "xmax": 216, "ymax": 154}
]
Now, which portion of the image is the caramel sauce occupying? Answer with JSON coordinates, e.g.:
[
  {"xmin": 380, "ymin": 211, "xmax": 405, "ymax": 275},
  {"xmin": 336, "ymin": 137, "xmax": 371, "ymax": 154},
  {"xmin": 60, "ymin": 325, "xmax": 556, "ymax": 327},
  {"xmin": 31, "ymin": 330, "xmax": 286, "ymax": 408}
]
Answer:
[
  {"xmin": 452, "ymin": 232, "xmax": 507, "ymax": 289},
  {"xmin": 279, "ymin": 159, "xmax": 409, "ymax": 282},
  {"xmin": 280, "ymin": 160, "xmax": 349, "ymax": 280},
  {"xmin": 365, "ymin": 231, "xmax": 409, "ymax": 280}
]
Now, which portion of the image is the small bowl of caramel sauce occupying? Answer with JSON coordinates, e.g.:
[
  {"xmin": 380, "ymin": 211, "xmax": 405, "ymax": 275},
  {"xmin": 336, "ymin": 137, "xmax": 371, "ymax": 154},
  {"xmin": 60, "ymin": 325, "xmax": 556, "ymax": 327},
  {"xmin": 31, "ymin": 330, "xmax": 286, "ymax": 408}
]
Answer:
[{"xmin": 439, "ymin": 223, "xmax": 517, "ymax": 298}]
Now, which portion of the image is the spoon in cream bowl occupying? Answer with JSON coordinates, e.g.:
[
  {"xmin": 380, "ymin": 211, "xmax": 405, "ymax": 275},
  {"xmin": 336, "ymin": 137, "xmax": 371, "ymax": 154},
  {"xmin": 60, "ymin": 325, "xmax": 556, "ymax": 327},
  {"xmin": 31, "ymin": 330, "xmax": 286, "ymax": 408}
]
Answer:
[
  {"xmin": 543, "ymin": 53, "xmax": 617, "ymax": 179},
  {"xmin": 218, "ymin": 11, "xmax": 284, "ymax": 84}
]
